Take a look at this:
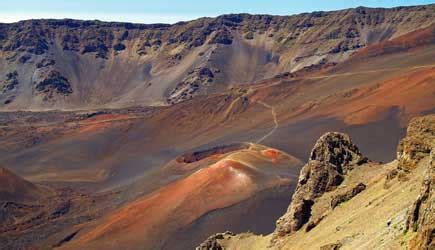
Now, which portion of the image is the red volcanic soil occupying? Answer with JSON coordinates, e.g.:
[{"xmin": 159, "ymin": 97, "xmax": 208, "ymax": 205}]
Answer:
[
  {"xmin": 0, "ymin": 167, "xmax": 49, "ymax": 202},
  {"xmin": 61, "ymin": 147, "xmax": 300, "ymax": 250},
  {"xmin": 351, "ymin": 24, "xmax": 435, "ymax": 60},
  {"xmin": 323, "ymin": 67, "xmax": 435, "ymax": 125},
  {"xmin": 65, "ymin": 160, "xmax": 256, "ymax": 249},
  {"xmin": 77, "ymin": 122, "xmax": 113, "ymax": 134},
  {"xmin": 77, "ymin": 114, "xmax": 135, "ymax": 134},
  {"xmin": 240, "ymin": 29, "xmax": 435, "ymax": 163},
  {"xmin": 263, "ymin": 66, "xmax": 435, "ymax": 162},
  {"xmin": 261, "ymin": 149, "xmax": 282, "ymax": 163}
]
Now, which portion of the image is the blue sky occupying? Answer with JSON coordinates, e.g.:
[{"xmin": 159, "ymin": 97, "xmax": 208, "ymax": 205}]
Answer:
[{"xmin": 1, "ymin": 0, "xmax": 434, "ymax": 23}]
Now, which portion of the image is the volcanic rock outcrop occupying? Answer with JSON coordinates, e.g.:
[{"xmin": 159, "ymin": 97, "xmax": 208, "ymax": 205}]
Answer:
[
  {"xmin": 1, "ymin": 71, "xmax": 19, "ymax": 94},
  {"xmin": 402, "ymin": 115, "xmax": 435, "ymax": 250},
  {"xmin": 0, "ymin": 71, "xmax": 19, "ymax": 104},
  {"xmin": 196, "ymin": 231, "xmax": 235, "ymax": 250},
  {"xmin": 273, "ymin": 132, "xmax": 368, "ymax": 240},
  {"xmin": 35, "ymin": 71, "xmax": 73, "ymax": 97},
  {"xmin": 397, "ymin": 115, "xmax": 435, "ymax": 171},
  {"xmin": 167, "ymin": 67, "xmax": 219, "ymax": 104},
  {"xmin": 406, "ymin": 152, "xmax": 434, "ymax": 250}
]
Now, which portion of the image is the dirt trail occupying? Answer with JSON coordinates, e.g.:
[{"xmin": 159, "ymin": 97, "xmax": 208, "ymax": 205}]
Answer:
[{"xmin": 256, "ymin": 101, "xmax": 278, "ymax": 144}]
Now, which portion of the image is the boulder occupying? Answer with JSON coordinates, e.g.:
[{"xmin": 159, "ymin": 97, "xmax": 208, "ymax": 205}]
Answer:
[
  {"xmin": 273, "ymin": 132, "xmax": 367, "ymax": 239},
  {"xmin": 196, "ymin": 231, "xmax": 234, "ymax": 250}
]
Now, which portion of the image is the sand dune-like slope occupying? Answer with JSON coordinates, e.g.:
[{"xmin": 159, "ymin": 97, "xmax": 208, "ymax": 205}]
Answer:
[
  {"xmin": 60, "ymin": 144, "xmax": 302, "ymax": 250},
  {"xmin": 324, "ymin": 67, "xmax": 434, "ymax": 125}
]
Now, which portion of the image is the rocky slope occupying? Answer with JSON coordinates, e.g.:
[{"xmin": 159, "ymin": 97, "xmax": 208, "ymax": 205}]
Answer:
[
  {"xmin": 197, "ymin": 114, "xmax": 434, "ymax": 249},
  {"xmin": 0, "ymin": 5, "xmax": 434, "ymax": 110}
]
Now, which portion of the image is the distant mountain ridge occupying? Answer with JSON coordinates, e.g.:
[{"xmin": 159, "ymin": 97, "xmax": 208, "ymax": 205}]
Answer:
[{"xmin": 0, "ymin": 4, "xmax": 434, "ymax": 110}]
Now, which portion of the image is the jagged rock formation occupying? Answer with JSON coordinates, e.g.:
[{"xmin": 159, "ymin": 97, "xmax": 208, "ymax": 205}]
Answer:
[
  {"xmin": 196, "ymin": 231, "xmax": 235, "ymax": 250},
  {"xmin": 273, "ymin": 132, "xmax": 367, "ymax": 240},
  {"xmin": 35, "ymin": 71, "xmax": 73, "ymax": 97},
  {"xmin": 406, "ymin": 154, "xmax": 434, "ymax": 250},
  {"xmin": 397, "ymin": 115, "xmax": 435, "ymax": 171},
  {"xmin": 0, "ymin": 5, "xmax": 434, "ymax": 109},
  {"xmin": 402, "ymin": 115, "xmax": 434, "ymax": 250}
]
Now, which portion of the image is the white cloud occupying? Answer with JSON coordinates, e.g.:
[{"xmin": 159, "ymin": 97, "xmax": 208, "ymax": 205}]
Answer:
[{"xmin": 0, "ymin": 11, "xmax": 205, "ymax": 24}]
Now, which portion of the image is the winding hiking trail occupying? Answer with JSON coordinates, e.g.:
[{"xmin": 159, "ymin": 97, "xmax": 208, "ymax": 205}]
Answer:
[
  {"xmin": 250, "ymin": 64, "xmax": 435, "ymax": 143},
  {"xmin": 256, "ymin": 100, "xmax": 278, "ymax": 144}
]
